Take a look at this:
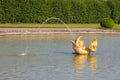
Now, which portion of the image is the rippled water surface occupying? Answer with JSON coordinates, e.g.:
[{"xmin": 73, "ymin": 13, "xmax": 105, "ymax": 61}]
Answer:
[{"xmin": 0, "ymin": 34, "xmax": 120, "ymax": 80}]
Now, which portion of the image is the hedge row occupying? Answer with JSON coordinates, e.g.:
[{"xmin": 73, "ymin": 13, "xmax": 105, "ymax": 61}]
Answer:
[{"xmin": 0, "ymin": 0, "xmax": 120, "ymax": 24}]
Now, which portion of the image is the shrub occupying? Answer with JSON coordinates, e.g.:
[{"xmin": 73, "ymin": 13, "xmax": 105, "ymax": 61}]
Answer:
[{"xmin": 100, "ymin": 18, "xmax": 115, "ymax": 28}]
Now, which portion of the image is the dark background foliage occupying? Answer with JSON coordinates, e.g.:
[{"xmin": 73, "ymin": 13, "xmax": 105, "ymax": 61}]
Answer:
[{"xmin": 0, "ymin": 0, "xmax": 119, "ymax": 24}]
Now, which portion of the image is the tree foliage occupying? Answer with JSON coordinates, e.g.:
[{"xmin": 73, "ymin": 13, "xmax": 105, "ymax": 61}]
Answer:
[{"xmin": 0, "ymin": 0, "xmax": 119, "ymax": 23}]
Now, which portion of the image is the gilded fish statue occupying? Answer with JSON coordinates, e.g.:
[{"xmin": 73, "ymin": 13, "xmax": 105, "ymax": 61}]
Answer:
[{"xmin": 72, "ymin": 36, "xmax": 98, "ymax": 55}]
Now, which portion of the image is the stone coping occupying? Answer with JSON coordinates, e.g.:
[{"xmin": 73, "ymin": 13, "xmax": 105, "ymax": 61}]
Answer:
[{"xmin": 0, "ymin": 28, "xmax": 120, "ymax": 35}]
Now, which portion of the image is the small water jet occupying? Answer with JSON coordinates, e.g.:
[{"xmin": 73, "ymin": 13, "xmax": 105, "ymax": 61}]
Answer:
[
  {"xmin": 19, "ymin": 35, "xmax": 30, "ymax": 56},
  {"xmin": 21, "ymin": 17, "xmax": 76, "ymax": 55},
  {"xmin": 17, "ymin": 52, "xmax": 32, "ymax": 56},
  {"xmin": 22, "ymin": 46, "xmax": 30, "ymax": 56},
  {"xmin": 41, "ymin": 17, "xmax": 75, "ymax": 40},
  {"xmin": 18, "ymin": 52, "xmax": 27, "ymax": 56}
]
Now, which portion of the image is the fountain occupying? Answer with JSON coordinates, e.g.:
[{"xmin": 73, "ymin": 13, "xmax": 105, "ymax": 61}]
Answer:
[
  {"xmin": 18, "ymin": 17, "xmax": 99, "ymax": 56},
  {"xmin": 19, "ymin": 17, "xmax": 76, "ymax": 56},
  {"xmin": 41, "ymin": 17, "xmax": 75, "ymax": 40},
  {"xmin": 71, "ymin": 36, "xmax": 98, "ymax": 55}
]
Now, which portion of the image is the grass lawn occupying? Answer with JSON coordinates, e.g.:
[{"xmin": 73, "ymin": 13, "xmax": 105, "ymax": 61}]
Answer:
[
  {"xmin": 112, "ymin": 24, "xmax": 120, "ymax": 30},
  {"xmin": 0, "ymin": 23, "xmax": 120, "ymax": 30}
]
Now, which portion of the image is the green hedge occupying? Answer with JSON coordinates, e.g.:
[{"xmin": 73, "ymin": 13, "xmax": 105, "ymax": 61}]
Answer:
[
  {"xmin": 0, "ymin": 0, "xmax": 119, "ymax": 24},
  {"xmin": 100, "ymin": 18, "xmax": 115, "ymax": 28}
]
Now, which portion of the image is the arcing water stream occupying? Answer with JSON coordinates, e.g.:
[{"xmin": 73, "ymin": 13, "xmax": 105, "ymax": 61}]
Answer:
[{"xmin": 19, "ymin": 17, "xmax": 75, "ymax": 56}]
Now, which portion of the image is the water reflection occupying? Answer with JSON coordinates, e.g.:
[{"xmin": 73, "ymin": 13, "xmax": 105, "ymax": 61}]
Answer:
[{"xmin": 73, "ymin": 54, "xmax": 97, "ymax": 74}]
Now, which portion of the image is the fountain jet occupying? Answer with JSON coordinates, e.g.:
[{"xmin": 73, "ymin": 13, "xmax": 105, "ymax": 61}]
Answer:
[
  {"xmin": 41, "ymin": 17, "xmax": 75, "ymax": 40},
  {"xmin": 23, "ymin": 17, "xmax": 76, "ymax": 55}
]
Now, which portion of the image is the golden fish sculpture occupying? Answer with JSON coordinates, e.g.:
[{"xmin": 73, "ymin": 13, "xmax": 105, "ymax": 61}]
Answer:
[{"xmin": 72, "ymin": 36, "xmax": 98, "ymax": 55}]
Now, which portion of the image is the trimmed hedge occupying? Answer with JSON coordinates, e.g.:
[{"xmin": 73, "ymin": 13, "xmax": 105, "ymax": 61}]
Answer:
[
  {"xmin": 0, "ymin": 0, "xmax": 119, "ymax": 24},
  {"xmin": 100, "ymin": 18, "xmax": 114, "ymax": 28}
]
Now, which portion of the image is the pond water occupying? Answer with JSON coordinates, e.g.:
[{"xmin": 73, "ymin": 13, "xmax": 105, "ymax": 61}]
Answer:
[{"xmin": 0, "ymin": 34, "xmax": 120, "ymax": 80}]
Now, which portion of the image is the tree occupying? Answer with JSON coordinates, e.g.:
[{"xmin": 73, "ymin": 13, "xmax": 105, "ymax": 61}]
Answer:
[
  {"xmin": 71, "ymin": 0, "xmax": 87, "ymax": 23},
  {"xmin": 85, "ymin": 0, "xmax": 110, "ymax": 23},
  {"xmin": 106, "ymin": 0, "xmax": 118, "ymax": 23},
  {"xmin": 0, "ymin": 1, "xmax": 3, "ymax": 23}
]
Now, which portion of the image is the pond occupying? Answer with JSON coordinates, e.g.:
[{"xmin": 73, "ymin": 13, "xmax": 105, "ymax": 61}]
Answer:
[{"xmin": 0, "ymin": 34, "xmax": 120, "ymax": 80}]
